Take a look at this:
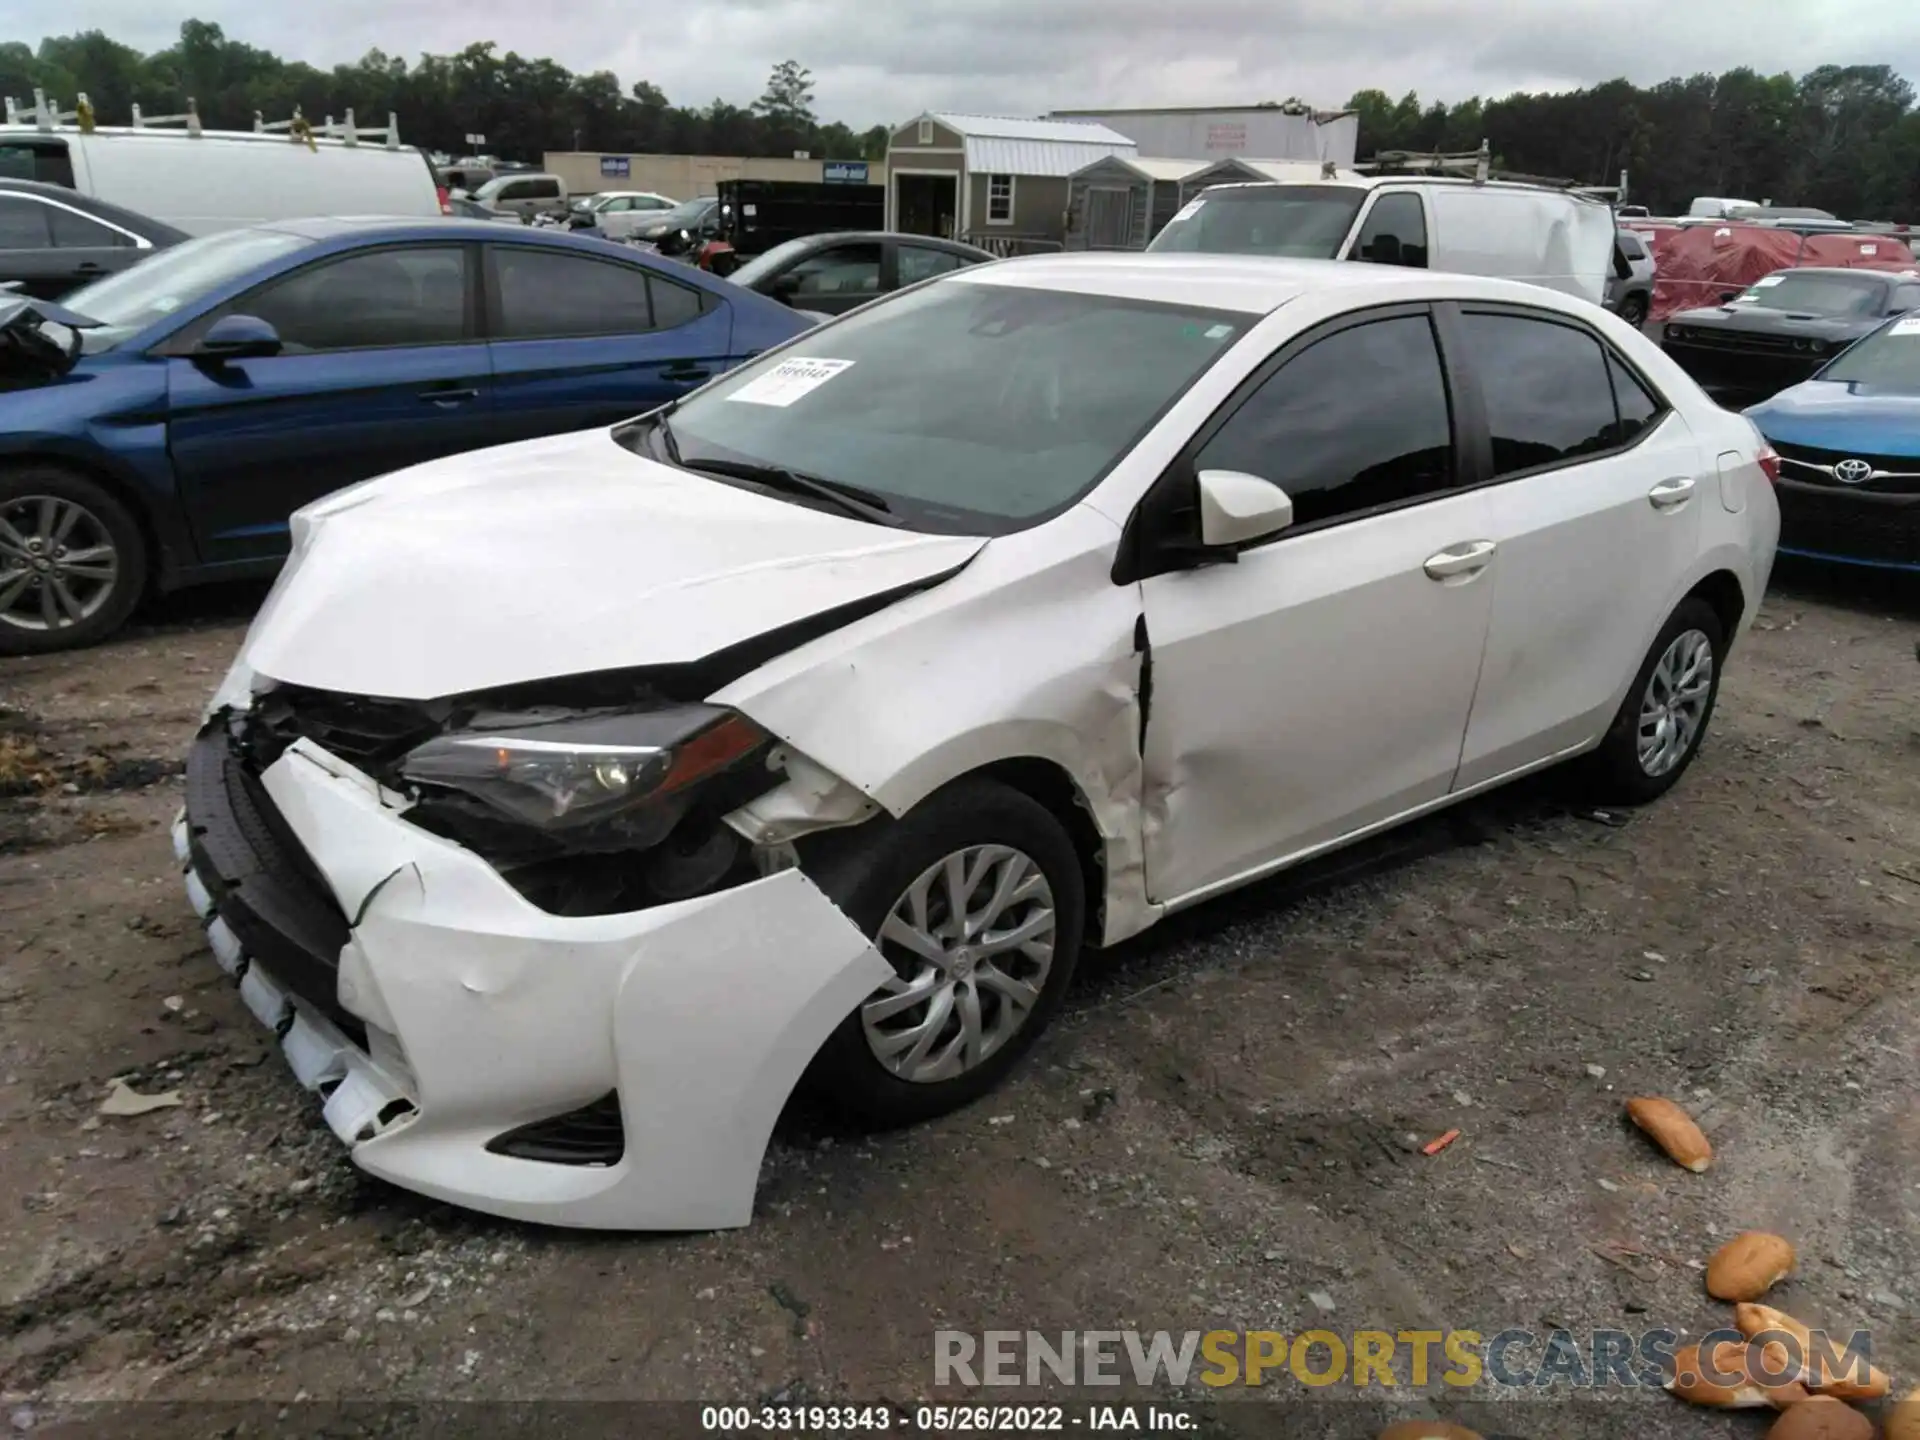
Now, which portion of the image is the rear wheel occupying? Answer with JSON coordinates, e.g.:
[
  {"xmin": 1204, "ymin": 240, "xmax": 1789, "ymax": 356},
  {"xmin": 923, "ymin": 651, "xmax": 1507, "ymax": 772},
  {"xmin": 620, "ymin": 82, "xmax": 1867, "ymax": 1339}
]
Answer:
[
  {"xmin": 1577, "ymin": 597, "xmax": 1724, "ymax": 805},
  {"xmin": 0, "ymin": 466, "xmax": 147, "ymax": 655},
  {"xmin": 1618, "ymin": 292, "xmax": 1649, "ymax": 328},
  {"xmin": 800, "ymin": 778, "xmax": 1085, "ymax": 1128}
]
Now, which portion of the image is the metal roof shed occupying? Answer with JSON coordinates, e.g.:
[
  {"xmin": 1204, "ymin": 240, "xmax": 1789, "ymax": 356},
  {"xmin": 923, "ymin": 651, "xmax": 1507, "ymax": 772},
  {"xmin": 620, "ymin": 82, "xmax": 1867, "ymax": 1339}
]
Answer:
[
  {"xmin": 886, "ymin": 111, "xmax": 1136, "ymax": 249},
  {"xmin": 1065, "ymin": 156, "xmax": 1212, "ymax": 249}
]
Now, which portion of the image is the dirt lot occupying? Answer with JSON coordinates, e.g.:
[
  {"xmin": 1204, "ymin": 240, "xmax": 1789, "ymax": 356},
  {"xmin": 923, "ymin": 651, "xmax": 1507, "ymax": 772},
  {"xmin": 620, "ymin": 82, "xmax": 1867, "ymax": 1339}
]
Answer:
[{"xmin": 1, "ymin": 565, "xmax": 1917, "ymax": 1436}]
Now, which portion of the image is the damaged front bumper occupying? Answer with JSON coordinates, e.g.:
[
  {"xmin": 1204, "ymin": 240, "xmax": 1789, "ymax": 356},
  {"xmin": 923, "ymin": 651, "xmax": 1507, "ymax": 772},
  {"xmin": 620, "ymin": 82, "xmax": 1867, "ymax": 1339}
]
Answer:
[{"xmin": 174, "ymin": 728, "xmax": 890, "ymax": 1230}]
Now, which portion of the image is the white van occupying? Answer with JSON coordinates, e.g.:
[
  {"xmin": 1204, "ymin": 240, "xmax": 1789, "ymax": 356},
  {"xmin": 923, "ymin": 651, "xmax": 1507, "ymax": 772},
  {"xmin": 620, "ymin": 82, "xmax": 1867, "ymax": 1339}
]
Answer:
[
  {"xmin": 1147, "ymin": 176, "xmax": 1617, "ymax": 306},
  {"xmin": 0, "ymin": 115, "xmax": 445, "ymax": 235},
  {"xmin": 1687, "ymin": 196, "xmax": 1759, "ymax": 219}
]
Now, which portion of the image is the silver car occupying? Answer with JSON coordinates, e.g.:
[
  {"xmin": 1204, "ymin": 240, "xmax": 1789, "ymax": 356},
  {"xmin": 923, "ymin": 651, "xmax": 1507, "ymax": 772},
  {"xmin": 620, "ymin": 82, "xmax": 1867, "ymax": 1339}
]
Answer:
[{"xmin": 1608, "ymin": 228, "xmax": 1656, "ymax": 327}]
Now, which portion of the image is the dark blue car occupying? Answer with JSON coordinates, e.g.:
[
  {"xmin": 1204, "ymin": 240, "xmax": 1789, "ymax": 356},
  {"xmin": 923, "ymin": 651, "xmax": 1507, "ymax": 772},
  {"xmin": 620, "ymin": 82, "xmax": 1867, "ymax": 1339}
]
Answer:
[
  {"xmin": 0, "ymin": 216, "xmax": 813, "ymax": 652},
  {"xmin": 1745, "ymin": 313, "xmax": 1920, "ymax": 573}
]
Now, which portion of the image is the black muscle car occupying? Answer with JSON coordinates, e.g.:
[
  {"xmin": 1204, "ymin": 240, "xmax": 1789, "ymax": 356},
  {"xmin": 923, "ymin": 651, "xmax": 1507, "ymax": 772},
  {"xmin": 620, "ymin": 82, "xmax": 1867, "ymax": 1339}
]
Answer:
[{"xmin": 1662, "ymin": 266, "xmax": 1920, "ymax": 406}]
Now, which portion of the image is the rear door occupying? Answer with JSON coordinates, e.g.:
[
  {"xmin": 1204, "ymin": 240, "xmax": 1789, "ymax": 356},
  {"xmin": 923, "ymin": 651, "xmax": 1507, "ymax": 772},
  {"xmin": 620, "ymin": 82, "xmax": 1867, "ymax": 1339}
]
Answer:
[
  {"xmin": 1448, "ymin": 304, "xmax": 1705, "ymax": 787},
  {"xmin": 482, "ymin": 242, "xmax": 735, "ymax": 443},
  {"xmin": 0, "ymin": 193, "xmax": 66, "ymax": 297},
  {"xmin": 164, "ymin": 242, "xmax": 493, "ymax": 565}
]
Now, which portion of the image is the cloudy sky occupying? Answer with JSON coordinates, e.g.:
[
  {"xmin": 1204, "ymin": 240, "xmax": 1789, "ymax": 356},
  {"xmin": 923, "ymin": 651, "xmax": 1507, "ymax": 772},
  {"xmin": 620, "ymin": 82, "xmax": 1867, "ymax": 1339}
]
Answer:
[{"xmin": 12, "ymin": 0, "xmax": 1920, "ymax": 127}]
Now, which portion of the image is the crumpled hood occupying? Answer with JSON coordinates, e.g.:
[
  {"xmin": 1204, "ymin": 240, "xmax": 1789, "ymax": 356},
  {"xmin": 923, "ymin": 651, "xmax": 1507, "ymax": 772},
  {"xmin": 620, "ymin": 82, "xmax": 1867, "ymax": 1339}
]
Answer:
[{"xmin": 240, "ymin": 429, "xmax": 986, "ymax": 700}]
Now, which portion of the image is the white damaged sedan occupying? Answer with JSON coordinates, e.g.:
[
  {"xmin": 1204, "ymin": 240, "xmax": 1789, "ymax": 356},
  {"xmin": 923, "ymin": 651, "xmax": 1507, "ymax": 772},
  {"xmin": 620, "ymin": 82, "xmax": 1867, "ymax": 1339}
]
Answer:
[{"xmin": 176, "ymin": 254, "xmax": 1779, "ymax": 1230}]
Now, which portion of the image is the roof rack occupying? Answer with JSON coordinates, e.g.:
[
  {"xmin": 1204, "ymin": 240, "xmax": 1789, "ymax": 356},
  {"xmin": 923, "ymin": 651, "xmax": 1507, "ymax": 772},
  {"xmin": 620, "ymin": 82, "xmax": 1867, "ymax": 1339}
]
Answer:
[
  {"xmin": 1354, "ymin": 140, "xmax": 1631, "ymax": 200},
  {"xmin": 4, "ymin": 87, "xmax": 401, "ymax": 148}
]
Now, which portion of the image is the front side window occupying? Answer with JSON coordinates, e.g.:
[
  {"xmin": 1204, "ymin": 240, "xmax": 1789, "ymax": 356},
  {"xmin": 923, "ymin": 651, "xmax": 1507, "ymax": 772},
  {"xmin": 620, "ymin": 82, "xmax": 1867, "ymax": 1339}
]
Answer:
[
  {"xmin": 987, "ymin": 175, "xmax": 1014, "ymax": 224},
  {"xmin": 899, "ymin": 245, "xmax": 969, "ymax": 285},
  {"xmin": 1194, "ymin": 314, "xmax": 1455, "ymax": 528},
  {"xmin": 1729, "ymin": 272, "xmax": 1887, "ymax": 316},
  {"xmin": 1455, "ymin": 312, "xmax": 1627, "ymax": 476},
  {"xmin": 656, "ymin": 281, "xmax": 1249, "ymax": 533},
  {"xmin": 64, "ymin": 226, "xmax": 315, "ymax": 349},
  {"xmin": 1148, "ymin": 185, "xmax": 1368, "ymax": 259},
  {"xmin": 1352, "ymin": 193, "xmax": 1428, "ymax": 267},
  {"xmin": 238, "ymin": 246, "xmax": 468, "ymax": 352},
  {"xmin": 785, "ymin": 243, "xmax": 882, "ymax": 298},
  {"xmin": 0, "ymin": 141, "xmax": 74, "ymax": 187},
  {"xmin": 1617, "ymin": 232, "xmax": 1648, "ymax": 261},
  {"xmin": 492, "ymin": 246, "xmax": 664, "ymax": 338},
  {"xmin": 0, "ymin": 195, "xmax": 51, "ymax": 250}
]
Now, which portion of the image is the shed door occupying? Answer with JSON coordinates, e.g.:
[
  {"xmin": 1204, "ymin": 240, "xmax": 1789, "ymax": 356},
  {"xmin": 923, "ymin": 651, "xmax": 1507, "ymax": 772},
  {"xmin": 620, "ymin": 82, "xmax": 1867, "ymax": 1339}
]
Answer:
[{"xmin": 1086, "ymin": 187, "xmax": 1134, "ymax": 249}]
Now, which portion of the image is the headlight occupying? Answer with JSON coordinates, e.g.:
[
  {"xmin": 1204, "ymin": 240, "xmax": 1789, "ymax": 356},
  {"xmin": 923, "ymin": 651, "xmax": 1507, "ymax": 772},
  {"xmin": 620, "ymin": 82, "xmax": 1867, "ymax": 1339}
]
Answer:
[{"xmin": 399, "ymin": 704, "xmax": 770, "ymax": 840}]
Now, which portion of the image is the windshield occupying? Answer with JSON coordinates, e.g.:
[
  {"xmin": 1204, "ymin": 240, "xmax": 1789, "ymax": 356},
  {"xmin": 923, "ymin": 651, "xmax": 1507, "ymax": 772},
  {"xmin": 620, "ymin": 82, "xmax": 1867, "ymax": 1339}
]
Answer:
[
  {"xmin": 1147, "ymin": 186, "xmax": 1367, "ymax": 258},
  {"xmin": 727, "ymin": 237, "xmax": 817, "ymax": 289},
  {"xmin": 1817, "ymin": 317, "xmax": 1920, "ymax": 387},
  {"xmin": 54, "ymin": 227, "xmax": 314, "ymax": 351},
  {"xmin": 1730, "ymin": 272, "xmax": 1887, "ymax": 317},
  {"xmin": 657, "ymin": 279, "xmax": 1248, "ymax": 533},
  {"xmin": 649, "ymin": 198, "xmax": 714, "ymax": 228}
]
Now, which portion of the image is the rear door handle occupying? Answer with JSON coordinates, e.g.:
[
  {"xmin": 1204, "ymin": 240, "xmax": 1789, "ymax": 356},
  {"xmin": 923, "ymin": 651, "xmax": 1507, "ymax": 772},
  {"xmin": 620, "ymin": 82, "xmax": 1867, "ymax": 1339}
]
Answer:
[
  {"xmin": 1423, "ymin": 540, "xmax": 1497, "ymax": 581},
  {"xmin": 419, "ymin": 386, "xmax": 479, "ymax": 406},
  {"xmin": 72, "ymin": 261, "xmax": 104, "ymax": 275},
  {"xmin": 1649, "ymin": 476, "xmax": 1696, "ymax": 509},
  {"xmin": 661, "ymin": 364, "xmax": 710, "ymax": 383}
]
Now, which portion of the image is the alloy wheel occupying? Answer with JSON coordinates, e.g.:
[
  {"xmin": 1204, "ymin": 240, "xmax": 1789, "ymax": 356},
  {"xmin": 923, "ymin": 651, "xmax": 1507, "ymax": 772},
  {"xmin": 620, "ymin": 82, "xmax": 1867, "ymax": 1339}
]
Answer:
[
  {"xmin": 1636, "ymin": 628, "xmax": 1714, "ymax": 777},
  {"xmin": 862, "ymin": 844, "xmax": 1056, "ymax": 1083},
  {"xmin": 0, "ymin": 495, "xmax": 120, "ymax": 634}
]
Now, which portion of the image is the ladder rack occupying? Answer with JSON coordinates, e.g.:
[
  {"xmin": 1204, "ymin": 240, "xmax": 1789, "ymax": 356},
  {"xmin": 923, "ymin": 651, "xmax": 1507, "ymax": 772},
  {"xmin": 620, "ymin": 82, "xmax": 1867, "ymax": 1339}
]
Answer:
[
  {"xmin": 1355, "ymin": 140, "xmax": 1629, "ymax": 202},
  {"xmin": 4, "ymin": 88, "xmax": 401, "ymax": 148}
]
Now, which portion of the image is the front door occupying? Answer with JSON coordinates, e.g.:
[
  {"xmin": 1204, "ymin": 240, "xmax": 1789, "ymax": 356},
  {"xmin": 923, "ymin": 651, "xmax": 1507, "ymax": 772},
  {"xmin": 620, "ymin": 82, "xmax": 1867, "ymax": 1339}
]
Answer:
[
  {"xmin": 483, "ymin": 243, "xmax": 735, "ymax": 445},
  {"xmin": 1448, "ymin": 306, "xmax": 1707, "ymax": 786},
  {"xmin": 895, "ymin": 174, "xmax": 957, "ymax": 239},
  {"xmin": 1138, "ymin": 309, "xmax": 1497, "ymax": 904},
  {"xmin": 165, "ymin": 243, "xmax": 491, "ymax": 566}
]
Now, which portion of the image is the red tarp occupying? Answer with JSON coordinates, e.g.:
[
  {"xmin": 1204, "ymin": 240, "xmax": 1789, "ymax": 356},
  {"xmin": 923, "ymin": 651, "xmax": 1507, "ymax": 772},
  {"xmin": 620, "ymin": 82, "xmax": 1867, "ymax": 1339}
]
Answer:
[{"xmin": 1632, "ymin": 223, "xmax": 1919, "ymax": 321}]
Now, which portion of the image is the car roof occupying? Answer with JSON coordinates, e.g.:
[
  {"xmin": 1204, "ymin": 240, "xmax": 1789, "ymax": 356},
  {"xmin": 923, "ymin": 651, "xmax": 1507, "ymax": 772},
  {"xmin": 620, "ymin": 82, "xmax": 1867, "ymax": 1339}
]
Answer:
[
  {"xmin": 787, "ymin": 231, "xmax": 994, "ymax": 257},
  {"xmin": 950, "ymin": 252, "xmax": 1560, "ymax": 316},
  {"xmin": 0, "ymin": 177, "xmax": 190, "ymax": 242},
  {"xmin": 1200, "ymin": 176, "xmax": 1599, "ymax": 198}
]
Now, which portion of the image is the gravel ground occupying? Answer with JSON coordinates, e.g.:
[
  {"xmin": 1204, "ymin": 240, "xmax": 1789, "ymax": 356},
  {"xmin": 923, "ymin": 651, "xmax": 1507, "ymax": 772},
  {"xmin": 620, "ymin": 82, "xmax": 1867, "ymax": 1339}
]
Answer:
[{"xmin": 1, "ymin": 562, "xmax": 1916, "ymax": 1438}]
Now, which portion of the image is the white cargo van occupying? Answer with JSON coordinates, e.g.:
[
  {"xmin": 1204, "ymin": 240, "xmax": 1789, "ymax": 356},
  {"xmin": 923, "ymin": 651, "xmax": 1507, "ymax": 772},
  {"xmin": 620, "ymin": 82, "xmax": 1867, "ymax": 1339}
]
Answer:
[
  {"xmin": 0, "ymin": 96, "xmax": 445, "ymax": 235},
  {"xmin": 1148, "ymin": 174, "xmax": 1617, "ymax": 306}
]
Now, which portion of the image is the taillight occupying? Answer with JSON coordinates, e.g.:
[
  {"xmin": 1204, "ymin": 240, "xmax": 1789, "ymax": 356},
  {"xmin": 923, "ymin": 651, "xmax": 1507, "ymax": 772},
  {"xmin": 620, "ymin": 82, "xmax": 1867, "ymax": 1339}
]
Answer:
[
  {"xmin": 436, "ymin": 185, "xmax": 453, "ymax": 216},
  {"xmin": 1756, "ymin": 444, "xmax": 1781, "ymax": 485}
]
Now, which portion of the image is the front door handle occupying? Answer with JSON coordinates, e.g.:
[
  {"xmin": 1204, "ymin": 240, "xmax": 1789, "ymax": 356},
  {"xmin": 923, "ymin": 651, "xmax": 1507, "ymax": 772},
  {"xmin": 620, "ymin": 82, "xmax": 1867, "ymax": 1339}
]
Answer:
[
  {"xmin": 419, "ymin": 386, "xmax": 479, "ymax": 406},
  {"xmin": 1423, "ymin": 539, "xmax": 1498, "ymax": 581},
  {"xmin": 1649, "ymin": 476, "xmax": 1697, "ymax": 510},
  {"xmin": 661, "ymin": 364, "xmax": 710, "ymax": 383},
  {"xmin": 72, "ymin": 261, "xmax": 104, "ymax": 275}
]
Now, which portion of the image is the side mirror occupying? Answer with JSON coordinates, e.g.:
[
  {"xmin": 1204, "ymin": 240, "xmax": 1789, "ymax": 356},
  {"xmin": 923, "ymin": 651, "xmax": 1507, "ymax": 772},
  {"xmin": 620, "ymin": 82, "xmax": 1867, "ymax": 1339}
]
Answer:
[
  {"xmin": 192, "ymin": 314, "xmax": 282, "ymax": 361},
  {"xmin": 1719, "ymin": 290, "xmax": 1739, "ymax": 303},
  {"xmin": 770, "ymin": 272, "xmax": 803, "ymax": 300},
  {"xmin": 1197, "ymin": 469, "xmax": 1294, "ymax": 548}
]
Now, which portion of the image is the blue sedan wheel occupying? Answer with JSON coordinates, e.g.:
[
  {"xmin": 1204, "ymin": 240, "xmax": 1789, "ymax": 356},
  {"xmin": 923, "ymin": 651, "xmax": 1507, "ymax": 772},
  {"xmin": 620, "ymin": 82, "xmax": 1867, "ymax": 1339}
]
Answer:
[{"xmin": 0, "ymin": 467, "xmax": 147, "ymax": 654}]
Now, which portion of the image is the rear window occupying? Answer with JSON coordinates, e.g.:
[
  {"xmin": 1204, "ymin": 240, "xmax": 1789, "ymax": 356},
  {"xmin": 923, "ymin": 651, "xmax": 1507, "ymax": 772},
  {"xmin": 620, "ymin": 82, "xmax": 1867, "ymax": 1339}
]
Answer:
[
  {"xmin": 0, "ymin": 141, "xmax": 75, "ymax": 189},
  {"xmin": 1617, "ymin": 233, "xmax": 1647, "ymax": 260},
  {"xmin": 1147, "ymin": 185, "xmax": 1366, "ymax": 259}
]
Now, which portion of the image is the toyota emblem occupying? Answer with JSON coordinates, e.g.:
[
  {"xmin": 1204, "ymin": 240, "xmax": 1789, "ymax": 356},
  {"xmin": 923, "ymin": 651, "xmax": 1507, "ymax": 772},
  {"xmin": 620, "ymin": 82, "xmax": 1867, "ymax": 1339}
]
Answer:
[{"xmin": 1834, "ymin": 458, "xmax": 1873, "ymax": 484}]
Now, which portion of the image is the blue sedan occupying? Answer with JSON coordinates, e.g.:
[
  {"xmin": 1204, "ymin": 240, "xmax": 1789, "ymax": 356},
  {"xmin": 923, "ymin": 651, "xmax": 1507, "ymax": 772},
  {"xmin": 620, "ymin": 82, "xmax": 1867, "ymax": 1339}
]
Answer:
[
  {"xmin": 0, "ymin": 217, "xmax": 814, "ymax": 652},
  {"xmin": 1745, "ymin": 314, "xmax": 1920, "ymax": 573}
]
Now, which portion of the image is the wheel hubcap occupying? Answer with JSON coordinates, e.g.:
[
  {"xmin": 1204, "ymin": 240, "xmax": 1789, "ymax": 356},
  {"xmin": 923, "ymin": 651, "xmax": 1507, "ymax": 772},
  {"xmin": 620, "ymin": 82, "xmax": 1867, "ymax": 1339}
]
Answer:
[
  {"xmin": 0, "ymin": 495, "xmax": 119, "ymax": 633},
  {"xmin": 861, "ymin": 844, "xmax": 1056, "ymax": 1084},
  {"xmin": 1636, "ymin": 628, "xmax": 1714, "ymax": 777}
]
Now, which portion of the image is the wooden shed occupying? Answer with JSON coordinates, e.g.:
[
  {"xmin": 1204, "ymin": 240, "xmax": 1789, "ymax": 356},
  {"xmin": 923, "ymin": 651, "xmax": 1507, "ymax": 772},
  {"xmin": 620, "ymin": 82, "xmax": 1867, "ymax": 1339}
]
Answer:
[{"xmin": 1064, "ymin": 156, "xmax": 1211, "ymax": 249}]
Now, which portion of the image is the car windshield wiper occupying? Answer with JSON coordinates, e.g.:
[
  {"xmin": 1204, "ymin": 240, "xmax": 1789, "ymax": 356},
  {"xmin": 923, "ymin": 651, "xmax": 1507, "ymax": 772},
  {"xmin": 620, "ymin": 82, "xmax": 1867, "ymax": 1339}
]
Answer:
[
  {"xmin": 614, "ymin": 402, "xmax": 683, "ymax": 466},
  {"xmin": 682, "ymin": 457, "xmax": 904, "ymax": 527}
]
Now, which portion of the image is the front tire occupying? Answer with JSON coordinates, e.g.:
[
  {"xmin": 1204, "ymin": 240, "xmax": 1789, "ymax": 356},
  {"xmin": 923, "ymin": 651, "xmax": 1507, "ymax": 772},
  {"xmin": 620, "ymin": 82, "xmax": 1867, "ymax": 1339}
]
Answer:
[
  {"xmin": 0, "ymin": 466, "xmax": 147, "ymax": 655},
  {"xmin": 799, "ymin": 778, "xmax": 1086, "ymax": 1128},
  {"xmin": 1578, "ymin": 597, "xmax": 1725, "ymax": 805}
]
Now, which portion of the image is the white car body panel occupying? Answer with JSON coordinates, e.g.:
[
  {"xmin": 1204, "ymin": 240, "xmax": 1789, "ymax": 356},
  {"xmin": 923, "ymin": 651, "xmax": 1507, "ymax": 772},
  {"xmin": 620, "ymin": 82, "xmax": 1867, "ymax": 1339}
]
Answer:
[
  {"xmin": 236, "ymin": 429, "xmax": 987, "ymax": 700},
  {"xmin": 183, "ymin": 254, "xmax": 1779, "ymax": 1230},
  {"xmin": 183, "ymin": 740, "xmax": 889, "ymax": 1230}
]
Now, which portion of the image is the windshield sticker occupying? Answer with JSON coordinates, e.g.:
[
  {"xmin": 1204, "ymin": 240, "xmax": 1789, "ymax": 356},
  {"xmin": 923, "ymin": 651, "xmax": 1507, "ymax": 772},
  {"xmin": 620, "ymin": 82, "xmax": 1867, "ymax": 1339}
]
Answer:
[
  {"xmin": 1890, "ymin": 315, "xmax": 1920, "ymax": 336},
  {"xmin": 726, "ymin": 356, "xmax": 855, "ymax": 407},
  {"xmin": 1755, "ymin": 275, "xmax": 1784, "ymax": 286},
  {"xmin": 1171, "ymin": 198, "xmax": 1206, "ymax": 224},
  {"xmin": 1204, "ymin": 323, "xmax": 1234, "ymax": 339},
  {"xmin": 1730, "ymin": 295, "xmax": 1758, "ymax": 304}
]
